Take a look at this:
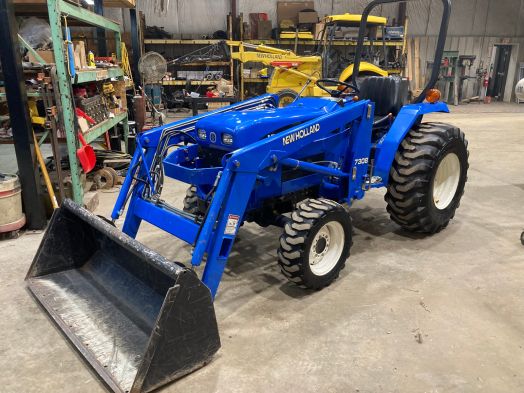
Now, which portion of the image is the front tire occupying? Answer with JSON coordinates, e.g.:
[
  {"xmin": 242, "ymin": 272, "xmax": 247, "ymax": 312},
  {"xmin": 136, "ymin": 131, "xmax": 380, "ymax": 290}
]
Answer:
[
  {"xmin": 385, "ymin": 122, "xmax": 469, "ymax": 233},
  {"xmin": 183, "ymin": 185, "xmax": 202, "ymax": 215},
  {"xmin": 278, "ymin": 198, "xmax": 352, "ymax": 289}
]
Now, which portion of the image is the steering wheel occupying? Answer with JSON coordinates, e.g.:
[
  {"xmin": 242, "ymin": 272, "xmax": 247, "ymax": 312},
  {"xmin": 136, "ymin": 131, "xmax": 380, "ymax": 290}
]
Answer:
[{"xmin": 315, "ymin": 79, "xmax": 360, "ymax": 97}]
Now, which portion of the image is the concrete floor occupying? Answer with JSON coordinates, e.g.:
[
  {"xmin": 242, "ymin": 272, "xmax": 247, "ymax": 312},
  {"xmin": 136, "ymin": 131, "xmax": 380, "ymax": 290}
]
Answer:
[{"xmin": 1, "ymin": 103, "xmax": 524, "ymax": 393}]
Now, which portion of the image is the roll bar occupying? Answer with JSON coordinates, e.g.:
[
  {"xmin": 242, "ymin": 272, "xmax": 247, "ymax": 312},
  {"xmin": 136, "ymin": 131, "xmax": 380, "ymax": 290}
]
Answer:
[{"xmin": 351, "ymin": 0, "xmax": 451, "ymax": 103}]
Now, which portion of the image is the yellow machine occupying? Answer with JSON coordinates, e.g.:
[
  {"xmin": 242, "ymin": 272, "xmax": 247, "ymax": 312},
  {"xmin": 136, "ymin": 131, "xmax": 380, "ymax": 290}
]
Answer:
[
  {"xmin": 229, "ymin": 13, "xmax": 395, "ymax": 103},
  {"xmin": 229, "ymin": 40, "xmax": 387, "ymax": 103}
]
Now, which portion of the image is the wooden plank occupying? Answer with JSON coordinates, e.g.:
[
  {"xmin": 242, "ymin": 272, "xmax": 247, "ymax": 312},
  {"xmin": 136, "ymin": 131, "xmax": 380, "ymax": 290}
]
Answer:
[
  {"xmin": 103, "ymin": 0, "xmax": 135, "ymax": 8},
  {"xmin": 144, "ymin": 38, "xmax": 404, "ymax": 47},
  {"xmin": 407, "ymin": 38, "xmax": 414, "ymax": 88},
  {"xmin": 420, "ymin": 36, "xmax": 428, "ymax": 82},
  {"xmin": 414, "ymin": 37, "xmax": 421, "ymax": 90},
  {"xmin": 14, "ymin": 0, "xmax": 135, "ymax": 7}
]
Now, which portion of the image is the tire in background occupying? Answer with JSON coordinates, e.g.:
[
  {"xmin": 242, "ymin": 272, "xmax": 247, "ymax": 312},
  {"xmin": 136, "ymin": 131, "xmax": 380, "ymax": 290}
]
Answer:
[{"xmin": 276, "ymin": 89, "xmax": 298, "ymax": 107}]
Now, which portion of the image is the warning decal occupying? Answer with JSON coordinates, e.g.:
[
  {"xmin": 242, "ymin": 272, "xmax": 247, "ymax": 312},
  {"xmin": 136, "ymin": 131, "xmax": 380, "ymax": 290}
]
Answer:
[{"xmin": 224, "ymin": 214, "xmax": 240, "ymax": 235}]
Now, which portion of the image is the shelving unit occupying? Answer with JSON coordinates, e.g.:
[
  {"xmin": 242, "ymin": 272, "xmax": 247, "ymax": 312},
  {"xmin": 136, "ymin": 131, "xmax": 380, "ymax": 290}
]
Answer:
[
  {"xmin": 83, "ymin": 112, "xmax": 128, "ymax": 144},
  {"xmin": 143, "ymin": 19, "xmax": 238, "ymax": 101},
  {"xmin": 144, "ymin": 38, "xmax": 403, "ymax": 47},
  {"xmin": 0, "ymin": 91, "xmax": 42, "ymax": 99},
  {"xmin": 73, "ymin": 67, "xmax": 124, "ymax": 84},
  {"xmin": 145, "ymin": 35, "xmax": 405, "ymax": 99},
  {"xmin": 47, "ymin": 0, "xmax": 129, "ymax": 204},
  {"xmin": 162, "ymin": 80, "xmax": 218, "ymax": 86}
]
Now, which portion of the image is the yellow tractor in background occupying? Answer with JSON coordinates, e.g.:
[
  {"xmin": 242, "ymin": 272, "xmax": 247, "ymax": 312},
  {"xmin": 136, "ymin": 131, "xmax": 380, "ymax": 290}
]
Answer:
[{"xmin": 229, "ymin": 13, "xmax": 398, "ymax": 105}]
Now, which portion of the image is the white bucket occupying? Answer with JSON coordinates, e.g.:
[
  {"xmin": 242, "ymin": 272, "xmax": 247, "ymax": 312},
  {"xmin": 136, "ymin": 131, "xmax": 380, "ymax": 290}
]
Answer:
[{"xmin": 0, "ymin": 174, "xmax": 26, "ymax": 232}]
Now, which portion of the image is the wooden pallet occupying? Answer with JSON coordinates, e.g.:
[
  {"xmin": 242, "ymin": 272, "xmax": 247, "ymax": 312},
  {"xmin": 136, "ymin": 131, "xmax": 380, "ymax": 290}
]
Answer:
[{"xmin": 13, "ymin": 0, "xmax": 135, "ymax": 8}]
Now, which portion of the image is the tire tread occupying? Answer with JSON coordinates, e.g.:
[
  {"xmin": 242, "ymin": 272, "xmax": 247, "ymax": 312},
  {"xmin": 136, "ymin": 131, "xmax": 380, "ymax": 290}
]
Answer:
[{"xmin": 385, "ymin": 122, "xmax": 469, "ymax": 234}]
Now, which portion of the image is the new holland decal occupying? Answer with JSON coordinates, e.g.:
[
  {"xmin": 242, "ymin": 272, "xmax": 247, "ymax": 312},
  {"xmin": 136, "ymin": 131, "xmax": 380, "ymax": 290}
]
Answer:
[{"xmin": 282, "ymin": 123, "xmax": 320, "ymax": 146}]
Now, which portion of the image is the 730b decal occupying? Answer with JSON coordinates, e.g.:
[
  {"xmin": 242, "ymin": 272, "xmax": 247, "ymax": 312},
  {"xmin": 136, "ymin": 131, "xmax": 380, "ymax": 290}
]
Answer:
[{"xmin": 282, "ymin": 123, "xmax": 320, "ymax": 146}]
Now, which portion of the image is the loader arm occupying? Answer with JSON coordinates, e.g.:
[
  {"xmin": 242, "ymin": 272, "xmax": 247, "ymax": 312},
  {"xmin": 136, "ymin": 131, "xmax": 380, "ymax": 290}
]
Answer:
[
  {"xmin": 112, "ymin": 94, "xmax": 279, "ymax": 220},
  {"xmin": 115, "ymin": 97, "xmax": 374, "ymax": 298},
  {"xmin": 227, "ymin": 40, "xmax": 320, "ymax": 65}
]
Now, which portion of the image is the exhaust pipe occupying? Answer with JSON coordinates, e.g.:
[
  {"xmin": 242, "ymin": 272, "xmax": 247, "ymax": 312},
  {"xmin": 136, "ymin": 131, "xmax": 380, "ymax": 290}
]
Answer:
[{"xmin": 26, "ymin": 199, "xmax": 220, "ymax": 393}]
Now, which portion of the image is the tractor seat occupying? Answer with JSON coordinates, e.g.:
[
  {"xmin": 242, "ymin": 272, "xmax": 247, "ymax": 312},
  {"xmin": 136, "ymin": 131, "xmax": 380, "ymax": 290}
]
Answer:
[{"xmin": 359, "ymin": 76, "xmax": 409, "ymax": 117}]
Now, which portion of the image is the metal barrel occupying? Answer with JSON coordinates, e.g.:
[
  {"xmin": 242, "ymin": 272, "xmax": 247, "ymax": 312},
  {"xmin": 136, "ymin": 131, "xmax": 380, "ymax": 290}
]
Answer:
[{"xmin": 26, "ymin": 199, "xmax": 220, "ymax": 393}]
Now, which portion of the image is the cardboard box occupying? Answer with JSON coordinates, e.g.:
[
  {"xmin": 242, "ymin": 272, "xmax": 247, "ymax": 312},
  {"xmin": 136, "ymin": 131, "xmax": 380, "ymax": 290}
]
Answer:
[
  {"xmin": 298, "ymin": 10, "xmax": 318, "ymax": 24},
  {"xmin": 314, "ymin": 22, "xmax": 325, "ymax": 40},
  {"xmin": 73, "ymin": 41, "xmax": 87, "ymax": 70},
  {"xmin": 249, "ymin": 13, "xmax": 268, "ymax": 21},
  {"xmin": 249, "ymin": 13, "xmax": 269, "ymax": 39},
  {"xmin": 277, "ymin": 1, "xmax": 314, "ymax": 25},
  {"xmin": 334, "ymin": 29, "xmax": 344, "ymax": 39},
  {"xmin": 112, "ymin": 80, "xmax": 127, "ymax": 110},
  {"xmin": 28, "ymin": 50, "xmax": 55, "ymax": 64},
  {"xmin": 243, "ymin": 22, "xmax": 251, "ymax": 39},
  {"xmin": 258, "ymin": 20, "xmax": 273, "ymax": 39},
  {"xmin": 280, "ymin": 19, "xmax": 295, "ymax": 29},
  {"xmin": 208, "ymin": 102, "xmax": 229, "ymax": 110}
]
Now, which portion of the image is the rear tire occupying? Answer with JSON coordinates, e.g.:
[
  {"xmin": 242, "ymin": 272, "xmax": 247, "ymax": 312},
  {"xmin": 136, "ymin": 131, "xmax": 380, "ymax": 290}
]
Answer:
[
  {"xmin": 278, "ymin": 198, "xmax": 352, "ymax": 289},
  {"xmin": 385, "ymin": 122, "xmax": 469, "ymax": 233}
]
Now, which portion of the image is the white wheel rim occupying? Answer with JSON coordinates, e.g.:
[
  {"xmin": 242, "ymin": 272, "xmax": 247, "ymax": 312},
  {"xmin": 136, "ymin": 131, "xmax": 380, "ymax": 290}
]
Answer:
[
  {"xmin": 309, "ymin": 221, "xmax": 345, "ymax": 276},
  {"xmin": 432, "ymin": 152, "xmax": 461, "ymax": 210}
]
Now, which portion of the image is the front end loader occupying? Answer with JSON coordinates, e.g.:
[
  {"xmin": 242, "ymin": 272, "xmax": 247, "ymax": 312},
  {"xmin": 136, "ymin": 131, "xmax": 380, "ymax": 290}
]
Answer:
[{"xmin": 26, "ymin": 1, "xmax": 465, "ymax": 392}]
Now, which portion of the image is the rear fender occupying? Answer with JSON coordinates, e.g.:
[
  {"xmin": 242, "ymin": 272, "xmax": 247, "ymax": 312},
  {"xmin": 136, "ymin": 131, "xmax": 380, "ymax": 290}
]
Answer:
[{"xmin": 373, "ymin": 101, "xmax": 449, "ymax": 184}]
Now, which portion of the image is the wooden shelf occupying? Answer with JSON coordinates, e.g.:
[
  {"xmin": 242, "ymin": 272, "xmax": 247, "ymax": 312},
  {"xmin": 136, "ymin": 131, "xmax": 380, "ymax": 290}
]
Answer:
[
  {"xmin": 73, "ymin": 67, "xmax": 124, "ymax": 84},
  {"xmin": 145, "ymin": 39, "xmax": 403, "ymax": 47},
  {"xmin": 103, "ymin": 0, "xmax": 135, "ymax": 8},
  {"xmin": 177, "ymin": 61, "xmax": 230, "ymax": 67},
  {"xmin": 162, "ymin": 80, "xmax": 217, "ymax": 86},
  {"xmin": 83, "ymin": 112, "xmax": 127, "ymax": 144},
  {"xmin": 0, "ymin": 91, "xmax": 41, "ymax": 101},
  {"xmin": 244, "ymin": 78, "xmax": 268, "ymax": 83},
  {"xmin": 145, "ymin": 39, "xmax": 222, "ymax": 45},
  {"xmin": 14, "ymin": 0, "xmax": 135, "ymax": 8}
]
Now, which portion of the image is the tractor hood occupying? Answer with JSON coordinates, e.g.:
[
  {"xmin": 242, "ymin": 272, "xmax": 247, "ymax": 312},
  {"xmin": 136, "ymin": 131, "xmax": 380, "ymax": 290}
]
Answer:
[{"xmin": 194, "ymin": 97, "xmax": 341, "ymax": 150}]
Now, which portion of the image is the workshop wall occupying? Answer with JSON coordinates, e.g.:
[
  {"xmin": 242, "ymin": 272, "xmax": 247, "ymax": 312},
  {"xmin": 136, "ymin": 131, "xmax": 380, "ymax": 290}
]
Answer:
[
  {"xmin": 135, "ymin": 0, "xmax": 400, "ymax": 36},
  {"xmin": 408, "ymin": 0, "xmax": 524, "ymax": 101},
  {"xmin": 132, "ymin": 0, "xmax": 524, "ymax": 101}
]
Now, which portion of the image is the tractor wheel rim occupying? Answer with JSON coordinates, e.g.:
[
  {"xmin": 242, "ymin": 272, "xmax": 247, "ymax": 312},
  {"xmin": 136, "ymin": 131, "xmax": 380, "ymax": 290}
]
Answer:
[
  {"xmin": 309, "ymin": 221, "xmax": 344, "ymax": 276},
  {"xmin": 433, "ymin": 152, "xmax": 461, "ymax": 210}
]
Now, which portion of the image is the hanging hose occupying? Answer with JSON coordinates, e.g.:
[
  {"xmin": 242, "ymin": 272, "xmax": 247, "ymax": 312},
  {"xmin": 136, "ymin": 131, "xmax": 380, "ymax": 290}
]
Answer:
[{"xmin": 33, "ymin": 132, "xmax": 58, "ymax": 209}]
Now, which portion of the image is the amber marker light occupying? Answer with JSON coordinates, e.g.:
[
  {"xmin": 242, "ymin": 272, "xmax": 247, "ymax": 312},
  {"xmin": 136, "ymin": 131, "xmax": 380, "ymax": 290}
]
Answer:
[{"xmin": 425, "ymin": 88, "xmax": 441, "ymax": 103}]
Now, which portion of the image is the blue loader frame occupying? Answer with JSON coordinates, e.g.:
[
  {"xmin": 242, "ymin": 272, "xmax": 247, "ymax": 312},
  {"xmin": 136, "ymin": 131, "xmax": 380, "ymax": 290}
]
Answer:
[{"xmin": 111, "ymin": 93, "xmax": 449, "ymax": 298}]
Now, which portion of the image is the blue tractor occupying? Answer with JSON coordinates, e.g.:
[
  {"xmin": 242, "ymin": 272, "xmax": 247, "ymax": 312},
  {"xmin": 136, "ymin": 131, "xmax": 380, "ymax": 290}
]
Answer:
[{"xmin": 26, "ymin": 1, "xmax": 467, "ymax": 392}]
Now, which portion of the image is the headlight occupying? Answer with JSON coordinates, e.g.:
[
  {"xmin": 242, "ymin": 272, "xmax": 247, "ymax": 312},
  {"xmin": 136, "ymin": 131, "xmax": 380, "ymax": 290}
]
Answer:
[
  {"xmin": 222, "ymin": 133, "xmax": 234, "ymax": 145},
  {"xmin": 197, "ymin": 129, "xmax": 207, "ymax": 139}
]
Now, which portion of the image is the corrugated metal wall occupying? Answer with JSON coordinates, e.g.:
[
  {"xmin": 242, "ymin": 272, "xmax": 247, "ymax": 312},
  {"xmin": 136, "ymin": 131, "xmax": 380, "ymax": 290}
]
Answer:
[
  {"xmin": 135, "ymin": 0, "xmax": 400, "ymax": 35},
  {"xmin": 134, "ymin": 0, "xmax": 524, "ymax": 101},
  {"xmin": 407, "ymin": 0, "xmax": 524, "ymax": 101},
  {"xmin": 135, "ymin": 0, "xmax": 524, "ymax": 37}
]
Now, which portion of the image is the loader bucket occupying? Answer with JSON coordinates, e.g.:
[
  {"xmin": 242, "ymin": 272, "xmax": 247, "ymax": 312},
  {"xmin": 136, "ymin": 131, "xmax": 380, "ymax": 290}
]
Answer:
[{"xmin": 25, "ymin": 199, "xmax": 220, "ymax": 393}]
